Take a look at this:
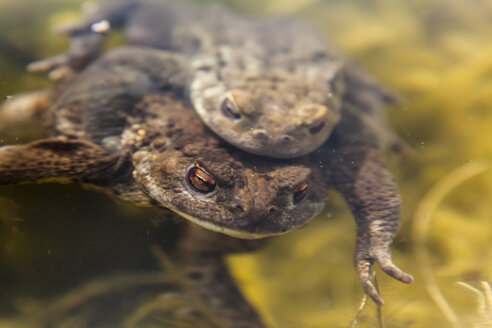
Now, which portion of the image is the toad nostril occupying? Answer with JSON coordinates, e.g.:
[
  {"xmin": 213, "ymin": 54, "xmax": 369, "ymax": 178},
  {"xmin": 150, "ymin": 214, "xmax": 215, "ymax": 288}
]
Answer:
[
  {"xmin": 230, "ymin": 204, "xmax": 246, "ymax": 215},
  {"xmin": 251, "ymin": 129, "xmax": 269, "ymax": 141},
  {"xmin": 281, "ymin": 135, "xmax": 293, "ymax": 143},
  {"xmin": 309, "ymin": 122, "xmax": 325, "ymax": 135}
]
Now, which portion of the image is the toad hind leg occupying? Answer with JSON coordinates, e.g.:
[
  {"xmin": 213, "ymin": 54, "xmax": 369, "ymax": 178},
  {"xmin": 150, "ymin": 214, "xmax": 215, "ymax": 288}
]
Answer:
[
  {"xmin": 176, "ymin": 225, "xmax": 267, "ymax": 328},
  {"xmin": 326, "ymin": 146, "xmax": 413, "ymax": 305},
  {"xmin": 53, "ymin": 47, "xmax": 186, "ymax": 146},
  {"xmin": 0, "ymin": 139, "xmax": 123, "ymax": 185}
]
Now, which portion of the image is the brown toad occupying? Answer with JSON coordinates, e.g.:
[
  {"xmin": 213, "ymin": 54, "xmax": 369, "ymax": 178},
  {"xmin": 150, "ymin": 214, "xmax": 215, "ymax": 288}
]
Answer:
[
  {"xmin": 0, "ymin": 51, "xmax": 328, "ymax": 237},
  {"xmin": 29, "ymin": 0, "xmax": 345, "ymax": 158}
]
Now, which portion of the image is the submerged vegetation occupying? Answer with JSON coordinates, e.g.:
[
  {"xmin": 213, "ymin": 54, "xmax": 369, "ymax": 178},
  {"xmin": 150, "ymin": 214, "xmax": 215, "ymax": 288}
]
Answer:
[{"xmin": 0, "ymin": 0, "xmax": 492, "ymax": 327}]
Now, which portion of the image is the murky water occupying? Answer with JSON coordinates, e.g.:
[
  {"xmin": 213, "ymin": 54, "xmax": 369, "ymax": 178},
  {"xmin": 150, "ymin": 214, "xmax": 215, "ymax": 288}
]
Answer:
[{"xmin": 1, "ymin": 0, "xmax": 492, "ymax": 327}]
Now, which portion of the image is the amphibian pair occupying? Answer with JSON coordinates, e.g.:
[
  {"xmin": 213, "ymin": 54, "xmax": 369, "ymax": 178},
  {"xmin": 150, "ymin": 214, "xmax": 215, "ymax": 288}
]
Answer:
[
  {"xmin": 1, "ymin": 0, "xmax": 413, "ymax": 306},
  {"xmin": 29, "ymin": 0, "xmax": 344, "ymax": 158}
]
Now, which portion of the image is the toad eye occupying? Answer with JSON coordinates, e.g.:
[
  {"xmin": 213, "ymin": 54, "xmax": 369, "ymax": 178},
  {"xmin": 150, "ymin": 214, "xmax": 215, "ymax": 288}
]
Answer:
[
  {"xmin": 309, "ymin": 122, "xmax": 326, "ymax": 135},
  {"xmin": 293, "ymin": 182, "xmax": 309, "ymax": 203},
  {"xmin": 220, "ymin": 97, "xmax": 241, "ymax": 120},
  {"xmin": 187, "ymin": 166, "xmax": 216, "ymax": 193}
]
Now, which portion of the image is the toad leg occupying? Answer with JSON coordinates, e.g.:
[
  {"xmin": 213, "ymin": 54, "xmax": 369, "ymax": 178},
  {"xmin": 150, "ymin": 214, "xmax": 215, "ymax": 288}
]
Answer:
[
  {"xmin": 0, "ymin": 139, "xmax": 123, "ymax": 185},
  {"xmin": 326, "ymin": 146, "xmax": 413, "ymax": 305},
  {"xmin": 171, "ymin": 225, "xmax": 268, "ymax": 328},
  {"xmin": 53, "ymin": 47, "xmax": 186, "ymax": 146}
]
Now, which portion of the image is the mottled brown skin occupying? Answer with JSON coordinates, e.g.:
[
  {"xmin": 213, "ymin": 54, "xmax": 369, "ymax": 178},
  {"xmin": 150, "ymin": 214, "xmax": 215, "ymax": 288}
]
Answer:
[
  {"xmin": 29, "ymin": 0, "xmax": 345, "ymax": 158},
  {"xmin": 0, "ymin": 139, "xmax": 123, "ymax": 185}
]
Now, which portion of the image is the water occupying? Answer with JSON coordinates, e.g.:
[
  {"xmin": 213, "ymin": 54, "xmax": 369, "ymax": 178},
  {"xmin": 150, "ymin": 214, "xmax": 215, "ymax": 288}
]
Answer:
[{"xmin": 1, "ymin": 0, "xmax": 492, "ymax": 327}]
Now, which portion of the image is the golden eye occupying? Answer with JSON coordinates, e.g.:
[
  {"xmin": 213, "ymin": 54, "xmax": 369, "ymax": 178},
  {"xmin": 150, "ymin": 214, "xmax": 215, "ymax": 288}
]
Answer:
[
  {"xmin": 187, "ymin": 166, "xmax": 216, "ymax": 193},
  {"xmin": 293, "ymin": 182, "xmax": 309, "ymax": 203},
  {"xmin": 220, "ymin": 97, "xmax": 241, "ymax": 120}
]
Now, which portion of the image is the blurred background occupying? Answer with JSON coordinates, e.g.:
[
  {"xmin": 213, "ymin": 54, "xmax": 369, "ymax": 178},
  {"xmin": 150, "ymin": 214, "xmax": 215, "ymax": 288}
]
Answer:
[{"xmin": 1, "ymin": 0, "xmax": 492, "ymax": 327}]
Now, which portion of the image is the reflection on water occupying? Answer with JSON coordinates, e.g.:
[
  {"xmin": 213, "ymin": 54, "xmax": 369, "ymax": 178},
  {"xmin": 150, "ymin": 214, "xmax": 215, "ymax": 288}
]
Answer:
[{"xmin": 0, "ymin": 0, "xmax": 492, "ymax": 327}]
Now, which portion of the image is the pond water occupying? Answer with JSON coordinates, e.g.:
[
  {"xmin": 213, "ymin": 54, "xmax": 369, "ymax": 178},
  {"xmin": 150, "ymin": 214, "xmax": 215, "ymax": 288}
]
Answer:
[{"xmin": 0, "ymin": 0, "xmax": 492, "ymax": 327}]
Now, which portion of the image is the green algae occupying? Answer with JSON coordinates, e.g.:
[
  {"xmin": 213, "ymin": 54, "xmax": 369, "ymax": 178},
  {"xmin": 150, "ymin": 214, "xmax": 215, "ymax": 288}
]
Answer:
[{"xmin": 0, "ymin": 0, "xmax": 491, "ymax": 327}]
